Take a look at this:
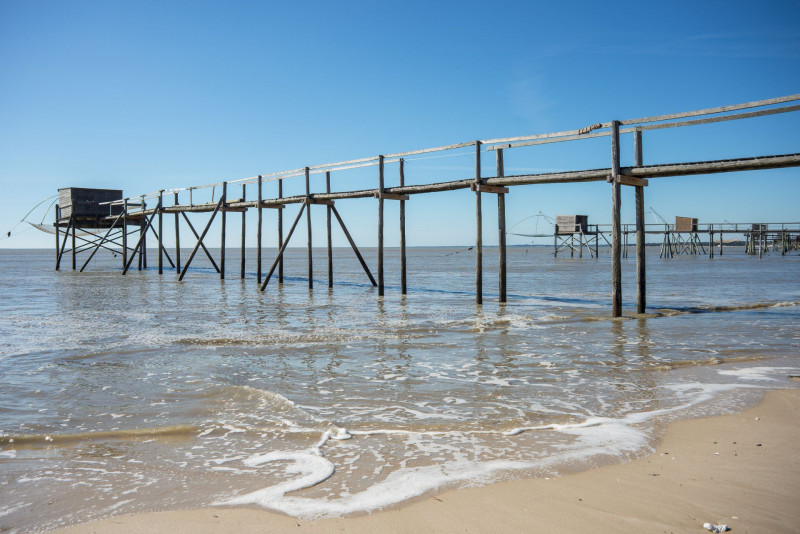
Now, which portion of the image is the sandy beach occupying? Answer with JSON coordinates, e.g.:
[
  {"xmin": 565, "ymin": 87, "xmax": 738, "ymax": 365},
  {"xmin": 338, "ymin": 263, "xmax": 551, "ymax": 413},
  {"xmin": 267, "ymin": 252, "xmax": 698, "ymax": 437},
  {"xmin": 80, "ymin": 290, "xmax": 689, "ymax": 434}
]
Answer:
[{"xmin": 51, "ymin": 387, "xmax": 800, "ymax": 534}]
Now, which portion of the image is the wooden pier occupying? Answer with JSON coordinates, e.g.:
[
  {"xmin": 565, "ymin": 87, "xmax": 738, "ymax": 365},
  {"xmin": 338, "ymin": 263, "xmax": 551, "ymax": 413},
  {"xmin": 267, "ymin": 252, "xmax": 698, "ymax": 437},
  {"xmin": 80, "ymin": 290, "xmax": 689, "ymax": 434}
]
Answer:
[{"xmin": 54, "ymin": 94, "xmax": 800, "ymax": 317}]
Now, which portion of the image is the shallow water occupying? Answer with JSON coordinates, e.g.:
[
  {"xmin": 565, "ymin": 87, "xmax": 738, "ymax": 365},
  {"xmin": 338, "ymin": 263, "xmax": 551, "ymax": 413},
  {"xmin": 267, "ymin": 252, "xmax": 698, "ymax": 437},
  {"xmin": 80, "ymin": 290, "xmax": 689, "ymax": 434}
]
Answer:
[{"xmin": 1, "ymin": 246, "xmax": 798, "ymax": 531}]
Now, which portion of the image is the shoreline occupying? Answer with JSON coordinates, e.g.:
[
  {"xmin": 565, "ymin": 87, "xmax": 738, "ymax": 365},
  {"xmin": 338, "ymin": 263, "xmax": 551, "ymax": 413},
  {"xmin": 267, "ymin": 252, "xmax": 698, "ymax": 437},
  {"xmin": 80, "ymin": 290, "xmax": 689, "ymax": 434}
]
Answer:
[{"xmin": 51, "ymin": 387, "xmax": 800, "ymax": 534}]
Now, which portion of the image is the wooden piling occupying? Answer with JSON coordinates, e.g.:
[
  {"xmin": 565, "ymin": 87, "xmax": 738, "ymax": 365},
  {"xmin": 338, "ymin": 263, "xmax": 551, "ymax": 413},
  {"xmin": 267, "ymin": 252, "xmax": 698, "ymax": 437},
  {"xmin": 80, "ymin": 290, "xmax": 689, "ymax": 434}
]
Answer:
[
  {"xmin": 610, "ymin": 121, "xmax": 622, "ymax": 318},
  {"xmin": 54, "ymin": 205, "xmax": 60, "ymax": 270},
  {"xmin": 241, "ymin": 184, "xmax": 246, "ymax": 279},
  {"xmin": 220, "ymin": 182, "xmax": 227, "ymax": 280},
  {"xmin": 158, "ymin": 191, "xmax": 164, "ymax": 274},
  {"xmin": 257, "ymin": 176, "xmax": 262, "ymax": 283},
  {"xmin": 475, "ymin": 141, "xmax": 482, "ymax": 305},
  {"xmin": 496, "ymin": 149, "xmax": 507, "ymax": 303},
  {"xmin": 378, "ymin": 155, "xmax": 385, "ymax": 297},
  {"xmin": 634, "ymin": 128, "xmax": 646, "ymax": 313},
  {"xmin": 71, "ymin": 215, "xmax": 76, "ymax": 270},
  {"xmin": 278, "ymin": 179, "xmax": 284, "ymax": 284},
  {"xmin": 399, "ymin": 158, "xmax": 407, "ymax": 295},
  {"xmin": 123, "ymin": 199, "xmax": 128, "ymax": 270},
  {"xmin": 305, "ymin": 168, "xmax": 312, "ymax": 289},
  {"xmin": 141, "ymin": 197, "xmax": 147, "ymax": 269},
  {"xmin": 709, "ymin": 225, "xmax": 715, "ymax": 259},
  {"xmin": 173, "ymin": 192, "xmax": 181, "ymax": 273},
  {"xmin": 326, "ymin": 171, "xmax": 333, "ymax": 288}
]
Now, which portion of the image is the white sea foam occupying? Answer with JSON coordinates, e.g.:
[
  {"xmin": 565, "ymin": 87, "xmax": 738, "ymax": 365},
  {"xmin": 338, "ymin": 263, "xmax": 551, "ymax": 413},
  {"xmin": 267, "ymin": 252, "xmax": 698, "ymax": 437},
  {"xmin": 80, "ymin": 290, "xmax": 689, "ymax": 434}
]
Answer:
[{"xmin": 717, "ymin": 366, "xmax": 799, "ymax": 381}]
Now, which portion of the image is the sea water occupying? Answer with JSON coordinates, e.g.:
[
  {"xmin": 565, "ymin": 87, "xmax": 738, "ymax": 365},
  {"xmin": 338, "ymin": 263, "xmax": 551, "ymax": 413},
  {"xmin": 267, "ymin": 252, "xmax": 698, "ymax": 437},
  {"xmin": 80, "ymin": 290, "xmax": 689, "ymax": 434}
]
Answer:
[{"xmin": 0, "ymin": 246, "xmax": 798, "ymax": 531}]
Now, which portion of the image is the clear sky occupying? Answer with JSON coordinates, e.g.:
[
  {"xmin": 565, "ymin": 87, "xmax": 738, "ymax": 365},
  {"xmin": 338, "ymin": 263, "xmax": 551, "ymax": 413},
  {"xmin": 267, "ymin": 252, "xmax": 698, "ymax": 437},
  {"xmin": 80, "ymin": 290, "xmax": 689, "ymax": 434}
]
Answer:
[{"xmin": 1, "ymin": 0, "xmax": 799, "ymax": 249}]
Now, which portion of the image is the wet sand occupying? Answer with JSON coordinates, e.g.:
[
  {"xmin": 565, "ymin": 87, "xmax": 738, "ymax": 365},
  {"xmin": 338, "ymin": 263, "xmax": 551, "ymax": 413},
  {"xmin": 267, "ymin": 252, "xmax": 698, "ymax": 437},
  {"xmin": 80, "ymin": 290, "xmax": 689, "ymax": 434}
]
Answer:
[{"xmin": 51, "ymin": 388, "xmax": 800, "ymax": 534}]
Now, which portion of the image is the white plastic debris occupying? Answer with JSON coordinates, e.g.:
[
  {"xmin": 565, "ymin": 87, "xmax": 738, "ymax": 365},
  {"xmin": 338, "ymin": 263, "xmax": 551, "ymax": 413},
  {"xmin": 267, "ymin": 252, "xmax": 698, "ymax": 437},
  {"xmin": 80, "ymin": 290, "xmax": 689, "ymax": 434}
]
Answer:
[{"xmin": 702, "ymin": 523, "xmax": 730, "ymax": 533}]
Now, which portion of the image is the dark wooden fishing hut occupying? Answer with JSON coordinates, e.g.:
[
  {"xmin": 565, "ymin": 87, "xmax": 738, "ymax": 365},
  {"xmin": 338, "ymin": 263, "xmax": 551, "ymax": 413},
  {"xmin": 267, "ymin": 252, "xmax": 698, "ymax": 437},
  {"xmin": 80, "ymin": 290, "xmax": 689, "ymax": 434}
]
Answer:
[{"xmin": 54, "ymin": 187, "xmax": 129, "ymax": 271}]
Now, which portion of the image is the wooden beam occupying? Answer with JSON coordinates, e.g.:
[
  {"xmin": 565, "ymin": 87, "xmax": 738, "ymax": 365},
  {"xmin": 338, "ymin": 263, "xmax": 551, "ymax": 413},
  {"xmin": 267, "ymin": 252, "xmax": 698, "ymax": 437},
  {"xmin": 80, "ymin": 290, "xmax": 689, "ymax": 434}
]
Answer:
[
  {"xmin": 261, "ymin": 203, "xmax": 306, "ymax": 290},
  {"xmin": 124, "ymin": 205, "xmax": 159, "ymax": 275},
  {"xmin": 181, "ymin": 212, "xmax": 220, "ymax": 273},
  {"xmin": 178, "ymin": 197, "xmax": 224, "ymax": 280},
  {"xmin": 470, "ymin": 183, "xmax": 509, "ymax": 194},
  {"xmin": 372, "ymin": 192, "xmax": 409, "ymax": 201},
  {"xmin": 616, "ymin": 175, "xmax": 649, "ymax": 187},
  {"xmin": 305, "ymin": 198, "xmax": 334, "ymax": 206},
  {"xmin": 330, "ymin": 205, "xmax": 377, "ymax": 287}
]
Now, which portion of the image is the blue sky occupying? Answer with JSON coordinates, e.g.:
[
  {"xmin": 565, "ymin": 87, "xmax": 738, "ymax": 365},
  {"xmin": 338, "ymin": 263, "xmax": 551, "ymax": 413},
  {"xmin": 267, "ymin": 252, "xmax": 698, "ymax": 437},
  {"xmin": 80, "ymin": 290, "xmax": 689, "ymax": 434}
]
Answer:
[{"xmin": 1, "ymin": 0, "xmax": 798, "ymax": 249}]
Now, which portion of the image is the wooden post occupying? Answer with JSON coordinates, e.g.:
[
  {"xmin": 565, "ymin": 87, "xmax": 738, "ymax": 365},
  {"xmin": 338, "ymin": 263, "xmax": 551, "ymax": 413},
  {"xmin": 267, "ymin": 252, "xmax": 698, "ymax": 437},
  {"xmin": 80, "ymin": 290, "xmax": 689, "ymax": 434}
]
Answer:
[
  {"xmin": 57, "ymin": 214, "xmax": 72, "ymax": 271},
  {"xmin": 54, "ymin": 204, "xmax": 60, "ymax": 270},
  {"xmin": 138, "ymin": 218, "xmax": 143, "ymax": 271},
  {"xmin": 158, "ymin": 190, "xmax": 164, "ymax": 274},
  {"xmin": 257, "ymin": 175, "xmax": 262, "ymax": 284},
  {"xmin": 122, "ymin": 200, "xmax": 128, "ymax": 270},
  {"xmin": 241, "ymin": 183, "xmax": 246, "ymax": 279},
  {"xmin": 306, "ymin": 167, "xmax": 312, "ymax": 289},
  {"xmin": 497, "ymin": 149, "xmax": 507, "ymax": 303},
  {"xmin": 634, "ymin": 128, "xmax": 646, "ymax": 314},
  {"xmin": 326, "ymin": 171, "xmax": 333, "ymax": 288},
  {"xmin": 278, "ymin": 179, "xmax": 284, "ymax": 283},
  {"xmin": 174, "ymin": 192, "xmax": 181, "ymax": 273},
  {"xmin": 141, "ymin": 197, "xmax": 147, "ymax": 269},
  {"xmin": 475, "ymin": 140, "xmax": 482, "ymax": 305},
  {"xmin": 71, "ymin": 215, "xmax": 76, "ymax": 270},
  {"xmin": 719, "ymin": 226, "xmax": 724, "ymax": 256},
  {"xmin": 399, "ymin": 158, "xmax": 407, "ymax": 295},
  {"xmin": 709, "ymin": 225, "xmax": 715, "ymax": 259},
  {"xmin": 220, "ymin": 182, "xmax": 227, "ymax": 280},
  {"xmin": 378, "ymin": 155, "xmax": 385, "ymax": 297},
  {"xmin": 610, "ymin": 120, "xmax": 622, "ymax": 318}
]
